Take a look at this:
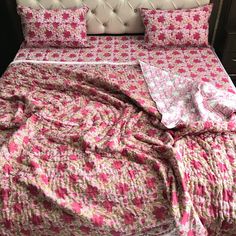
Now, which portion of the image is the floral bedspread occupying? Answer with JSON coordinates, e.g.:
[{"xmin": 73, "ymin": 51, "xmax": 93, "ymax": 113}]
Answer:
[
  {"xmin": 140, "ymin": 61, "xmax": 236, "ymax": 129},
  {"xmin": 0, "ymin": 62, "xmax": 236, "ymax": 236}
]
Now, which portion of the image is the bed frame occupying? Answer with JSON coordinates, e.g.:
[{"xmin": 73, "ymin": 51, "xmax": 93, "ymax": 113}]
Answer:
[{"xmin": 5, "ymin": 0, "xmax": 223, "ymax": 48}]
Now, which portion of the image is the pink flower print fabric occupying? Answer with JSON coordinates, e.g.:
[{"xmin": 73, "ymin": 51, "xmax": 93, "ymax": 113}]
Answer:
[
  {"xmin": 140, "ymin": 4, "xmax": 212, "ymax": 48},
  {"xmin": 140, "ymin": 61, "xmax": 236, "ymax": 128},
  {"xmin": 17, "ymin": 6, "xmax": 89, "ymax": 48}
]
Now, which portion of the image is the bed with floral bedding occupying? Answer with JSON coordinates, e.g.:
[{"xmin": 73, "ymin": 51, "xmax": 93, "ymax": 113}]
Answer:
[{"xmin": 0, "ymin": 32, "xmax": 236, "ymax": 236}]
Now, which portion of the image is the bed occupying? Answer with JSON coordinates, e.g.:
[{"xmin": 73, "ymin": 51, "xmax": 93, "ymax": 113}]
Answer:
[{"xmin": 0, "ymin": 0, "xmax": 236, "ymax": 235}]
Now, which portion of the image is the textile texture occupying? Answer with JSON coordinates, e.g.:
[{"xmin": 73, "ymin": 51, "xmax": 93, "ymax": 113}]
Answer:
[
  {"xmin": 0, "ymin": 63, "xmax": 236, "ymax": 235},
  {"xmin": 141, "ymin": 4, "xmax": 212, "ymax": 48},
  {"xmin": 17, "ymin": 6, "xmax": 89, "ymax": 48}
]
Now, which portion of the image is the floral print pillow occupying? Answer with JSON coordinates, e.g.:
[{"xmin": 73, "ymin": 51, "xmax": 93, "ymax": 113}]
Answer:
[
  {"xmin": 17, "ymin": 6, "xmax": 89, "ymax": 48},
  {"xmin": 140, "ymin": 4, "xmax": 212, "ymax": 48}
]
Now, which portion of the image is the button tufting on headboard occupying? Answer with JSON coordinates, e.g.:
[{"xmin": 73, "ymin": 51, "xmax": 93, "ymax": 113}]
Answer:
[{"xmin": 16, "ymin": 0, "xmax": 210, "ymax": 34}]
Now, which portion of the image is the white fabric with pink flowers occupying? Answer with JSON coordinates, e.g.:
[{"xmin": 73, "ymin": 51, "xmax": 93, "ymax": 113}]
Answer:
[
  {"xmin": 17, "ymin": 6, "xmax": 89, "ymax": 48},
  {"xmin": 140, "ymin": 61, "xmax": 236, "ymax": 128},
  {"xmin": 140, "ymin": 4, "xmax": 212, "ymax": 48}
]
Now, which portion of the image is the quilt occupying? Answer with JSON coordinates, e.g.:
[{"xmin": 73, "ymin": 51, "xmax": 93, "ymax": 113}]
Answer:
[{"xmin": 0, "ymin": 61, "xmax": 236, "ymax": 236}]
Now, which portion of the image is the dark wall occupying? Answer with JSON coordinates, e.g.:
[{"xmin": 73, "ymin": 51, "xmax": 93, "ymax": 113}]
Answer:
[{"xmin": 0, "ymin": 0, "xmax": 23, "ymax": 76}]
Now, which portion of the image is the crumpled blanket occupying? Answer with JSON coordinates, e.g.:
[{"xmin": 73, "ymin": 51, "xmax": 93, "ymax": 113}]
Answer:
[
  {"xmin": 140, "ymin": 61, "xmax": 236, "ymax": 129},
  {"xmin": 0, "ymin": 62, "xmax": 236, "ymax": 236}
]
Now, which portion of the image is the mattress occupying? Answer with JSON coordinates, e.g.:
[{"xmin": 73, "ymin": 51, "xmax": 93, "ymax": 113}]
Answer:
[{"xmin": 14, "ymin": 36, "xmax": 235, "ymax": 92}]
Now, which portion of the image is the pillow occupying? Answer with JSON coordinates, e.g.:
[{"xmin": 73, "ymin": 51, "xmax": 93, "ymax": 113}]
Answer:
[
  {"xmin": 140, "ymin": 4, "xmax": 213, "ymax": 48},
  {"xmin": 17, "ymin": 6, "xmax": 89, "ymax": 48}
]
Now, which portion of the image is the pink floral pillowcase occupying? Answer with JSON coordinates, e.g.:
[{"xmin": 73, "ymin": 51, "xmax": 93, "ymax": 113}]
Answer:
[
  {"xmin": 17, "ymin": 6, "xmax": 90, "ymax": 48},
  {"xmin": 140, "ymin": 4, "xmax": 213, "ymax": 48}
]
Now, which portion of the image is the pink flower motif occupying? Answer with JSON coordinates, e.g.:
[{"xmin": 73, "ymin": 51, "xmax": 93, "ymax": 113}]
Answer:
[
  {"xmin": 103, "ymin": 200, "xmax": 115, "ymax": 212},
  {"xmin": 81, "ymin": 31, "xmax": 86, "ymax": 39},
  {"xmin": 202, "ymin": 77, "xmax": 210, "ymax": 82},
  {"xmin": 151, "ymin": 25, "xmax": 157, "ymax": 32},
  {"xmin": 112, "ymin": 160, "xmax": 123, "ymax": 170},
  {"xmin": 62, "ymin": 12, "xmax": 69, "ymax": 20},
  {"xmin": 176, "ymin": 32, "xmax": 183, "ymax": 40},
  {"xmin": 186, "ymin": 23, "xmax": 192, "ymax": 30},
  {"xmin": 196, "ymin": 185, "xmax": 205, "ymax": 196},
  {"xmin": 55, "ymin": 187, "xmax": 68, "ymax": 199},
  {"xmin": 69, "ymin": 154, "xmax": 78, "ymax": 160},
  {"xmin": 26, "ymin": 12, "xmax": 33, "ymax": 19},
  {"xmin": 28, "ymin": 30, "xmax": 36, "ymax": 38},
  {"xmin": 136, "ymin": 153, "xmax": 146, "ymax": 164},
  {"xmin": 152, "ymin": 206, "xmax": 166, "ymax": 220},
  {"xmin": 3, "ymin": 219, "xmax": 12, "ymax": 229},
  {"xmin": 218, "ymin": 162, "xmax": 227, "ymax": 172},
  {"xmin": 72, "ymin": 202, "xmax": 82, "ymax": 213},
  {"xmin": 71, "ymin": 22, "xmax": 77, "ymax": 29},
  {"xmin": 84, "ymin": 162, "xmax": 94, "ymax": 172},
  {"xmin": 191, "ymin": 160, "xmax": 202, "ymax": 169},
  {"xmin": 175, "ymin": 15, "xmax": 183, "ymax": 22},
  {"xmin": 56, "ymin": 163, "xmax": 67, "ymax": 172},
  {"xmin": 79, "ymin": 14, "xmax": 85, "ymax": 21},
  {"xmin": 181, "ymin": 212, "xmax": 189, "ymax": 225},
  {"xmin": 147, "ymin": 129, "xmax": 157, "ymax": 137},
  {"xmin": 13, "ymin": 203, "xmax": 23, "ymax": 214},
  {"xmin": 30, "ymin": 161, "xmax": 39, "ymax": 170},
  {"xmin": 52, "ymin": 22, "xmax": 59, "ymax": 28},
  {"xmin": 59, "ymin": 145, "xmax": 68, "ymax": 153},
  {"xmin": 157, "ymin": 16, "xmax": 165, "ymax": 23},
  {"xmin": 35, "ymin": 22, "xmax": 41, "ymax": 28},
  {"xmin": 145, "ymin": 177, "xmax": 156, "ymax": 189},
  {"xmin": 193, "ymin": 14, "xmax": 200, "ymax": 21},
  {"xmin": 45, "ymin": 30, "xmax": 53, "ymax": 38},
  {"xmin": 9, "ymin": 141, "xmax": 18, "ymax": 154},
  {"xmin": 69, "ymin": 174, "xmax": 79, "ymax": 183},
  {"xmin": 41, "ymin": 154, "xmax": 50, "ymax": 161},
  {"xmin": 99, "ymin": 173, "xmax": 109, "ymax": 183},
  {"xmin": 44, "ymin": 12, "xmax": 51, "ymax": 19},
  {"xmin": 129, "ymin": 85, "xmax": 137, "ymax": 91},
  {"xmin": 204, "ymin": 121, "xmax": 212, "ymax": 129},
  {"xmin": 132, "ymin": 197, "xmax": 143, "ymax": 208},
  {"xmin": 158, "ymin": 33, "xmax": 165, "ymax": 41},
  {"xmin": 207, "ymin": 173, "xmax": 216, "ymax": 183},
  {"xmin": 116, "ymin": 183, "xmax": 130, "ymax": 195},
  {"xmin": 104, "ymin": 53, "xmax": 111, "ymax": 57},
  {"xmin": 41, "ymin": 175, "xmax": 49, "ymax": 184},
  {"xmin": 168, "ymin": 24, "xmax": 175, "ymax": 30},
  {"xmin": 86, "ymin": 185, "xmax": 99, "ymax": 198},
  {"xmin": 123, "ymin": 212, "xmax": 135, "ymax": 225},
  {"xmin": 228, "ymin": 121, "xmax": 235, "ymax": 130},
  {"xmin": 193, "ymin": 32, "xmax": 200, "ymax": 40},
  {"xmin": 2, "ymin": 164, "xmax": 13, "ymax": 174},
  {"xmin": 92, "ymin": 214, "xmax": 104, "ymax": 227},
  {"xmin": 31, "ymin": 214, "xmax": 42, "ymax": 225}
]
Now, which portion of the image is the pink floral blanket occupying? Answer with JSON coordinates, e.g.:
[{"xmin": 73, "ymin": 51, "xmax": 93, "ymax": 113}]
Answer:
[{"xmin": 0, "ymin": 62, "xmax": 236, "ymax": 236}]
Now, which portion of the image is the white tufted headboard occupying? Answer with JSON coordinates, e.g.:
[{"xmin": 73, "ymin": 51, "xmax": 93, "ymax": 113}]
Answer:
[{"xmin": 16, "ymin": 0, "xmax": 211, "ymax": 34}]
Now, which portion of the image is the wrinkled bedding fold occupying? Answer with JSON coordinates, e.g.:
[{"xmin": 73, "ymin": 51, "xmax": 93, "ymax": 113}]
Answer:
[{"xmin": 0, "ymin": 62, "xmax": 236, "ymax": 236}]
